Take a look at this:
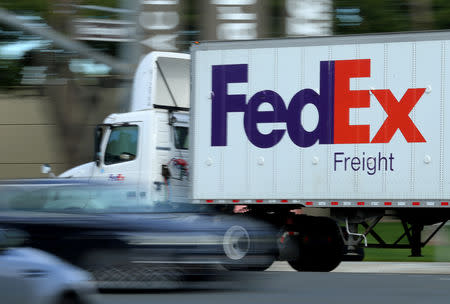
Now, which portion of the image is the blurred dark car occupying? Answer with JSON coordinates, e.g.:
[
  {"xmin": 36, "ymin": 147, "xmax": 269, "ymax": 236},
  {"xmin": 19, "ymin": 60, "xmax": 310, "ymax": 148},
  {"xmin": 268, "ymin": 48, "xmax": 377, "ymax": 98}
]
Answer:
[{"xmin": 0, "ymin": 180, "xmax": 277, "ymax": 288}]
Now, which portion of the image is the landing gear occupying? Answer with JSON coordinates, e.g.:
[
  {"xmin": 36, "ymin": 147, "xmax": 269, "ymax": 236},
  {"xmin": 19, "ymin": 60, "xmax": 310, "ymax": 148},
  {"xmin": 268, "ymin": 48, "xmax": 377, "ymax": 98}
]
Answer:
[
  {"xmin": 343, "ymin": 246, "xmax": 365, "ymax": 261},
  {"xmin": 287, "ymin": 216, "xmax": 344, "ymax": 272},
  {"xmin": 335, "ymin": 210, "xmax": 448, "ymax": 258}
]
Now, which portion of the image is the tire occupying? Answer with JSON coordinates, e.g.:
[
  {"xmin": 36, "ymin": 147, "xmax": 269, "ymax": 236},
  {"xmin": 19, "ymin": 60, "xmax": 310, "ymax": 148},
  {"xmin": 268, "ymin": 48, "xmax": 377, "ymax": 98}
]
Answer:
[
  {"xmin": 288, "ymin": 216, "xmax": 343, "ymax": 272},
  {"xmin": 223, "ymin": 258, "xmax": 274, "ymax": 271},
  {"xmin": 58, "ymin": 293, "xmax": 80, "ymax": 304},
  {"xmin": 222, "ymin": 225, "xmax": 275, "ymax": 271}
]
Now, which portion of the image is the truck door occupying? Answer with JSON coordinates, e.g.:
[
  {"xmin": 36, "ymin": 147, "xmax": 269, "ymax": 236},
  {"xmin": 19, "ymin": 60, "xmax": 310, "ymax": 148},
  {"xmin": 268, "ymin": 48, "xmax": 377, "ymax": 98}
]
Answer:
[
  {"xmin": 92, "ymin": 123, "xmax": 142, "ymax": 202},
  {"xmin": 167, "ymin": 124, "xmax": 189, "ymax": 203}
]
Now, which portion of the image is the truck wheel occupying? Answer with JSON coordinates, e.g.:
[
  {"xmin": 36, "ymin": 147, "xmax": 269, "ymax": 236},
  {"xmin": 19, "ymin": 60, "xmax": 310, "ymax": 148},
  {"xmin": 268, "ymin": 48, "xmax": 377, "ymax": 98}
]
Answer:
[
  {"xmin": 288, "ymin": 216, "xmax": 343, "ymax": 272},
  {"xmin": 222, "ymin": 225, "xmax": 275, "ymax": 271}
]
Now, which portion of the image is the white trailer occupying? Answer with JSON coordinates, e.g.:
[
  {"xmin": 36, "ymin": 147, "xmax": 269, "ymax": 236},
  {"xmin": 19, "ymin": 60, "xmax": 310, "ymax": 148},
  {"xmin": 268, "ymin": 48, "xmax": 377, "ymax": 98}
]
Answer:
[
  {"xmin": 60, "ymin": 32, "xmax": 450, "ymax": 272},
  {"xmin": 190, "ymin": 31, "xmax": 450, "ymax": 268},
  {"xmin": 191, "ymin": 32, "xmax": 449, "ymax": 204}
]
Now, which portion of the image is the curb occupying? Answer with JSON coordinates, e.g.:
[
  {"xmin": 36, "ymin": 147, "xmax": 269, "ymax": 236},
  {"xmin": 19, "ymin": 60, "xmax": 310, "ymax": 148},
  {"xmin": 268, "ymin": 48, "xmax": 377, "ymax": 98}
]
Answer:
[{"xmin": 268, "ymin": 262, "xmax": 450, "ymax": 274}]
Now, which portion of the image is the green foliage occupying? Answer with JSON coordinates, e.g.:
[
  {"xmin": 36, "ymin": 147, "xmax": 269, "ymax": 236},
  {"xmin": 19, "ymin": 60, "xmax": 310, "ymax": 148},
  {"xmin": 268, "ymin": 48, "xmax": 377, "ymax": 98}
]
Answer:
[
  {"xmin": 335, "ymin": 0, "xmax": 450, "ymax": 34},
  {"xmin": 334, "ymin": 0, "xmax": 411, "ymax": 34},
  {"xmin": 81, "ymin": 0, "xmax": 117, "ymax": 6},
  {"xmin": 433, "ymin": 0, "xmax": 450, "ymax": 29},
  {"xmin": 0, "ymin": 0, "xmax": 50, "ymax": 16},
  {"xmin": 363, "ymin": 247, "xmax": 450, "ymax": 262},
  {"xmin": 0, "ymin": 59, "xmax": 22, "ymax": 87},
  {"xmin": 359, "ymin": 221, "xmax": 450, "ymax": 262}
]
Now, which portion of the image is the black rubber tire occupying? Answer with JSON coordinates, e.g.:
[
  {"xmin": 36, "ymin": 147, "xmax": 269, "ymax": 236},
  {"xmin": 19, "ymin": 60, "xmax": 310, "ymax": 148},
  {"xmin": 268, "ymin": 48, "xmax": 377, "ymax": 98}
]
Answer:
[
  {"xmin": 288, "ymin": 216, "xmax": 344, "ymax": 272},
  {"xmin": 223, "ymin": 258, "xmax": 274, "ymax": 271},
  {"xmin": 58, "ymin": 293, "xmax": 80, "ymax": 304}
]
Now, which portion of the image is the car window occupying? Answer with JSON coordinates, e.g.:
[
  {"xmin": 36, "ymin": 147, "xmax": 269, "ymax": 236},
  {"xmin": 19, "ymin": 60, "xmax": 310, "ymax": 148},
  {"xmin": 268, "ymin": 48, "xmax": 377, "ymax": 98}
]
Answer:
[
  {"xmin": 0, "ymin": 185, "xmax": 214, "ymax": 214},
  {"xmin": 2, "ymin": 188, "xmax": 49, "ymax": 210},
  {"xmin": 42, "ymin": 188, "xmax": 90, "ymax": 210}
]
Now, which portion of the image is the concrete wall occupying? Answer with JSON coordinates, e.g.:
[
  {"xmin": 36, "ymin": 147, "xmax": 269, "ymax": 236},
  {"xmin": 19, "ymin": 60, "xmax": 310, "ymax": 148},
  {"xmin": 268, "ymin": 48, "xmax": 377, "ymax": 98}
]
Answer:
[{"xmin": 0, "ymin": 88, "xmax": 125, "ymax": 179}]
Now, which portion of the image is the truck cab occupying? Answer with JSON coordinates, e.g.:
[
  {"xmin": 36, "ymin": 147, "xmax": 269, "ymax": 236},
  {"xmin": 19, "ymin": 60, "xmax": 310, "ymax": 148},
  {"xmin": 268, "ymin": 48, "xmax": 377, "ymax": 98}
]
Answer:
[{"xmin": 59, "ymin": 52, "xmax": 191, "ymax": 205}]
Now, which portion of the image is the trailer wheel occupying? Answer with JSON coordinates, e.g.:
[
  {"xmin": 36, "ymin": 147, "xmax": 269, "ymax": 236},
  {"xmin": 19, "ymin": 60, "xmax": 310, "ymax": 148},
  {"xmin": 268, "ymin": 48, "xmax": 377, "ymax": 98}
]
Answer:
[
  {"xmin": 222, "ymin": 225, "xmax": 275, "ymax": 271},
  {"xmin": 288, "ymin": 216, "xmax": 343, "ymax": 272}
]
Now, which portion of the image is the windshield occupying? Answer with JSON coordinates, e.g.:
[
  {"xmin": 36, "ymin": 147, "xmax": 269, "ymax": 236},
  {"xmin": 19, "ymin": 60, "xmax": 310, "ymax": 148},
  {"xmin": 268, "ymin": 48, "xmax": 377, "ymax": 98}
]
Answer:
[{"xmin": 0, "ymin": 185, "xmax": 213, "ymax": 214}]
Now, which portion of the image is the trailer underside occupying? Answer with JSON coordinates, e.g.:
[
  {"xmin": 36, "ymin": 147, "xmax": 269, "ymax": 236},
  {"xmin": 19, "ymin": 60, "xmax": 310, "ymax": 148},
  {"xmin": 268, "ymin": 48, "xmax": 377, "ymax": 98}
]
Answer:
[{"xmin": 219, "ymin": 205, "xmax": 450, "ymax": 271}]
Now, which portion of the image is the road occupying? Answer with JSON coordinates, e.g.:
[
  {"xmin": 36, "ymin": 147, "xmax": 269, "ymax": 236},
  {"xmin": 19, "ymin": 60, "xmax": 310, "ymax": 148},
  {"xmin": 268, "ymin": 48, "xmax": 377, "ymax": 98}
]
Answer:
[{"xmin": 98, "ymin": 262, "xmax": 450, "ymax": 304}]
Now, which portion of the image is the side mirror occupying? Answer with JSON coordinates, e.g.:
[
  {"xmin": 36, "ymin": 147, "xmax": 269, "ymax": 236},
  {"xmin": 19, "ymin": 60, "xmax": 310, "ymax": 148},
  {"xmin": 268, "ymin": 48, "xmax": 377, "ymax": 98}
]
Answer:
[
  {"xmin": 95, "ymin": 153, "xmax": 101, "ymax": 167},
  {"xmin": 94, "ymin": 125, "xmax": 104, "ymax": 167},
  {"xmin": 41, "ymin": 164, "xmax": 55, "ymax": 177}
]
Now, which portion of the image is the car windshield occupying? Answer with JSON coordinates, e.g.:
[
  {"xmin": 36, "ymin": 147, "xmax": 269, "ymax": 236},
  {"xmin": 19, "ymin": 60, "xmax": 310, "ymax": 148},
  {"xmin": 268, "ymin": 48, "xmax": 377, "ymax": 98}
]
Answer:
[{"xmin": 0, "ymin": 184, "xmax": 214, "ymax": 214}]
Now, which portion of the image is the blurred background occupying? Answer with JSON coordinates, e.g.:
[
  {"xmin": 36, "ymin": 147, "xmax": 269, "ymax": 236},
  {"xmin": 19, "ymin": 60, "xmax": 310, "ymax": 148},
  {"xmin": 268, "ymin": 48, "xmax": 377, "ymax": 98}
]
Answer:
[{"xmin": 0, "ymin": 0, "xmax": 447, "ymax": 179}]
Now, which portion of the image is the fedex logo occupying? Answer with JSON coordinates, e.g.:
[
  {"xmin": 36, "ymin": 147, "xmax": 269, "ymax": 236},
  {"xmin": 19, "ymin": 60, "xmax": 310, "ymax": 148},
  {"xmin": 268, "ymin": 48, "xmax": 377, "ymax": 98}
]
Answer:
[
  {"xmin": 211, "ymin": 59, "xmax": 426, "ymax": 148},
  {"xmin": 109, "ymin": 174, "xmax": 125, "ymax": 181}
]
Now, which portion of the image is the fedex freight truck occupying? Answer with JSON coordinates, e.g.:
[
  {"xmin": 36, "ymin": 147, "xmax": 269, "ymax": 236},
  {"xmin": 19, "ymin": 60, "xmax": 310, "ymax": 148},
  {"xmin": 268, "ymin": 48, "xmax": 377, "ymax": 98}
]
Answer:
[
  {"xmin": 61, "ymin": 32, "xmax": 450, "ymax": 272},
  {"xmin": 190, "ymin": 31, "xmax": 450, "ymax": 269}
]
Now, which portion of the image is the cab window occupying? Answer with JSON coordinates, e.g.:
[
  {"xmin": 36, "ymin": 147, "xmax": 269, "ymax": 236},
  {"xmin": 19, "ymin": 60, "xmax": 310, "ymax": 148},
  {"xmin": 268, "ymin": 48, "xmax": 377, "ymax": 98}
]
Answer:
[
  {"xmin": 174, "ymin": 126, "xmax": 188, "ymax": 150},
  {"xmin": 104, "ymin": 125, "xmax": 138, "ymax": 165}
]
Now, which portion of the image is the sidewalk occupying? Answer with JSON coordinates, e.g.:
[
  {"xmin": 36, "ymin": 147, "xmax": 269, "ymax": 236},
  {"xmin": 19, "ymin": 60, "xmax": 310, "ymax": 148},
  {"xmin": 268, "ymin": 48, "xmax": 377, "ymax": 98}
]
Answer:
[{"xmin": 268, "ymin": 262, "xmax": 450, "ymax": 274}]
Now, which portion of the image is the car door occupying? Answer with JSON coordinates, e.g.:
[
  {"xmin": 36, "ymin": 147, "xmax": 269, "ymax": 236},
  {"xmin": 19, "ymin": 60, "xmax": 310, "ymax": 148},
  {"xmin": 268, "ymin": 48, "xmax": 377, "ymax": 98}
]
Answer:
[{"xmin": 0, "ymin": 250, "xmax": 34, "ymax": 304}]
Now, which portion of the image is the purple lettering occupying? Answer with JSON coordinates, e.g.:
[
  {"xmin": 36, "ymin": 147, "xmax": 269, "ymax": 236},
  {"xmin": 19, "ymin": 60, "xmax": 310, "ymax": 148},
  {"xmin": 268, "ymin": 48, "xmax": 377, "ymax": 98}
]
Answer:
[
  {"xmin": 211, "ymin": 61, "xmax": 335, "ymax": 148},
  {"xmin": 244, "ymin": 90, "xmax": 287, "ymax": 148},
  {"xmin": 286, "ymin": 89, "xmax": 320, "ymax": 148},
  {"xmin": 318, "ymin": 61, "xmax": 335, "ymax": 145},
  {"xmin": 351, "ymin": 157, "xmax": 361, "ymax": 170},
  {"xmin": 285, "ymin": 62, "xmax": 335, "ymax": 147},
  {"xmin": 334, "ymin": 152, "xmax": 344, "ymax": 171},
  {"xmin": 211, "ymin": 64, "xmax": 248, "ymax": 146},
  {"xmin": 334, "ymin": 151, "xmax": 395, "ymax": 175}
]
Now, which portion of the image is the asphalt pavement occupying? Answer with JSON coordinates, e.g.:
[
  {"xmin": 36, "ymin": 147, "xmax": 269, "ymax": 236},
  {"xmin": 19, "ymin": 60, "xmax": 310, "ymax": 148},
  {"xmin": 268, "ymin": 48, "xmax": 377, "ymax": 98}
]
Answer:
[{"xmin": 99, "ymin": 262, "xmax": 450, "ymax": 304}]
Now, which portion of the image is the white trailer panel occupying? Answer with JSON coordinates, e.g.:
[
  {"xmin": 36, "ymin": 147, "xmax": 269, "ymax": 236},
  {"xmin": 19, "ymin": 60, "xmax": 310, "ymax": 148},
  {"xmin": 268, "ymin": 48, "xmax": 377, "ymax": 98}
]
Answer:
[{"xmin": 190, "ymin": 32, "xmax": 450, "ymax": 203}]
